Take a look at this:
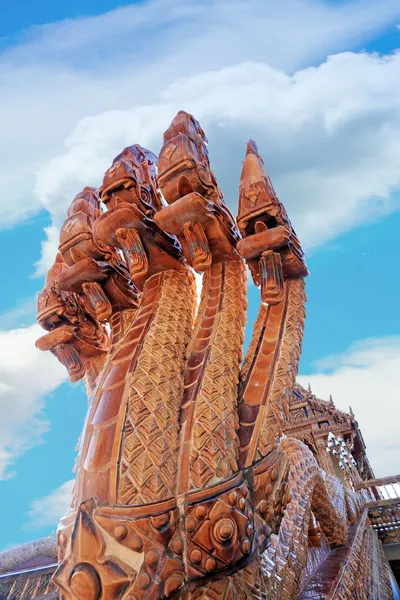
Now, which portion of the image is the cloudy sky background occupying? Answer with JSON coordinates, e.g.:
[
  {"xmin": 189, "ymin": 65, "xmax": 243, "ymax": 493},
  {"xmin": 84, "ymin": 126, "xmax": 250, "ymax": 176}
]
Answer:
[{"xmin": 0, "ymin": 0, "xmax": 399, "ymax": 550}]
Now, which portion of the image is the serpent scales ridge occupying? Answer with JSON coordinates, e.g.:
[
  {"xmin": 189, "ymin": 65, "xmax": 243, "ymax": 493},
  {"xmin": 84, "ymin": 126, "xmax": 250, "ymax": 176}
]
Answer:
[{"xmin": 36, "ymin": 112, "xmax": 393, "ymax": 600}]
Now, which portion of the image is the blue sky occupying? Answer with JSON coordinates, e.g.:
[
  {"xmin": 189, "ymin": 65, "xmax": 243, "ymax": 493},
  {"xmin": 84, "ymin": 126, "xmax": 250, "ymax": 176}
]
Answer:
[{"xmin": 0, "ymin": 0, "xmax": 399, "ymax": 551}]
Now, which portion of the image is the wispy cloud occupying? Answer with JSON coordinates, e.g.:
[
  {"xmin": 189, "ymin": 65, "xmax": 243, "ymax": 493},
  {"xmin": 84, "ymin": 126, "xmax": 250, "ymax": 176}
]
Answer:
[
  {"xmin": 9, "ymin": 0, "xmax": 400, "ymax": 70},
  {"xmin": 0, "ymin": 297, "xmax": 37, "ymax": 330},
  {"xmin": 0, "ymin": 0, "xmax": 399, "ymax": 235},
  {"xmin": 0, "ymin": 323, "xmax": 67, "ymax": 479},
  {"xmin": 26, "ymin": 479, "xmax": 74, "ymax": 529}
]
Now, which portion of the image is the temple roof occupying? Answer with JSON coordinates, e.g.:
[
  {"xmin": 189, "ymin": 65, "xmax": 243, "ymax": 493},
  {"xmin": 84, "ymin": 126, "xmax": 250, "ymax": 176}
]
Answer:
[
  {"xmin": 290, "ymin": 382, "xmax": 355, "ymax": 421},
  {"xmin": 284, "ymin": 382, "xmax": 359, "ymax": 441},
  {"xmin": 0, "ymin": 536, "xmax": 57, "ymax": 575},
  {"xmin": 0, "ymin": 536, "xmax": 58, "ymax": 600}
]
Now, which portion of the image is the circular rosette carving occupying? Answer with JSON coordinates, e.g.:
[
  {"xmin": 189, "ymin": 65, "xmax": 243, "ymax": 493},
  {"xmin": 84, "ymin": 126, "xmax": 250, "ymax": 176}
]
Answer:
[{"xmin": 212, "ymin": 517, "xmax": 237, "ymax": 545}]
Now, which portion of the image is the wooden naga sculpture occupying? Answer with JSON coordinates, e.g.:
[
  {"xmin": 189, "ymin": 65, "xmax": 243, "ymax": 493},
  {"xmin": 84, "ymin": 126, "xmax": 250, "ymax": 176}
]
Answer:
[
  {"xmin": 36, "ymin": 112, "xmax": 385, "ymax": 600},
  {"xmin": 36, "ymin": 185, "xmax": 139, "ymax": 398}
]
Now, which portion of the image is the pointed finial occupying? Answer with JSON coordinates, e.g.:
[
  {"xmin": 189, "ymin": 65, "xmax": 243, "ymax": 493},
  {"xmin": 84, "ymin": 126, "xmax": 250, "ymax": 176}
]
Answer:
[
  {"xmin": 237, "ymin": 140, "xmax": 278, "ymax": 237},
  {"xmin": 246, "ymin": 139, "xmax": 261, "ymax": 157},
  {"xmin": 239, "ymin": 139, "xmax": 268, "ymax": 187},
  {"xmin": 329, "ymin": 394, "xmax": 334, "ymax": 405},
  {"xmin": 349, "ymin": 406, "xmax": 355, "ymax": 418},
  {"xmin": 307, "ymin": 383, "xmax": 312, "ymax": 393}
]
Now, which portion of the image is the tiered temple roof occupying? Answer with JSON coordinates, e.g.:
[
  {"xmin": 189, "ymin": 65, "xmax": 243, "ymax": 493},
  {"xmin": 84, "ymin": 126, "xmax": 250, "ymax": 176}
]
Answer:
[
  {"xmin": 284, "ymin": 383, "xmax": 375, "ymax": 482},
  {"xmin": 0, "ymin": 536, "xmax": 58, "ymax": 599}
]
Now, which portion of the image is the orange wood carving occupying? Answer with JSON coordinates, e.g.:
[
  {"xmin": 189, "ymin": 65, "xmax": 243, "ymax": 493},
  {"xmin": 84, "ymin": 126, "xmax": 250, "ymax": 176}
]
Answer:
[{"xmin": 35, "ymin": 113, "xmax": 390, "ymax": 600}]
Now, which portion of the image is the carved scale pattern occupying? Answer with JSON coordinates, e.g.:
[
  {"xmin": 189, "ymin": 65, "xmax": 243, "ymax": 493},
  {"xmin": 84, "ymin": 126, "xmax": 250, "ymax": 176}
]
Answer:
[
  {"xmin": 34, "ymin": 113, "xmax": 393, "ymax": 600},
  {"xmin": 257, "ymin": 279, "xmax": 306, "ymax": 459},
  {"xmin": 238, "ymin": 279, "xmax": 306, "ymax": 468},
  {"xmin": 118, "ymin": 268, "xmax": 196, "ymax": 504},
  {"xmin": 187, "ymin": 261, "xmax": 247, "ymax": 491},
  {"xmin": 178, "ymin": 264, "xmax": 225, "ymax": 494},
  {"xmin": 183, "ymin": 437, "xmax": 350, "ymax": 600},
  {"xmin": 311, "ymin": 471, "xmax": 348, "ymax": 545},
  {"xmin": 182, "ymin": 562, "xmax": 269, "ymax": 600},
  {"xmin": 376, "ymin": 534, "xmax": 394, "ymax": 600},
  {"xmin": 330, "ymin": 510, "xmax": 393, "ymax": 600},
  {"xmin": 262, "ymin": 437, "xmax": 348, "ymax": 599},
  {"xmin": 315, "ymin": 438, "xmax": 335, "ymax": 476},
  {"xmin": 344, "ymin": 487, "xmax": 361, "ymax": 525},
  {"xmin": 240, "ymin": 303, "xmax": 267, "ymax": 382},
  {"xmin": 73, "ymin": 274, "xmax": 163, "ymax": 508}
]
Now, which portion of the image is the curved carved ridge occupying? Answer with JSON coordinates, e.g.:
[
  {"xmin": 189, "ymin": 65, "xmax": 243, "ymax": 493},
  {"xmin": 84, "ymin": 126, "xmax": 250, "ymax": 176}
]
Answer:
[
  {"xmin": 72, "ymin": 272, "xmax": 165, "ymax": 509},
  {"xmin": 180, "ymin": 260, "xmax": 247, "ymax": 493},
  {"xmin": 240, "ymin": 302, "xmax": 268, "ymax": 385},
  {"xmin": 118, "ymin": 268, "xmax": 196, "ymax": 505},
  {"xmin": 238, "ymin": 288, "xmax": 289, "ymax": 468},
  {"xmin": 83, "ymin": 353, "xmax": 109, "ymax": 401},
  {"xmin": 178, "ymin": 263, "xmax": 225, "ymax": 495},
  {"xmin": 108, "ymin": 307, "xmax": 138, "ymax": 352},
  {"xmin": 238, "ymin": 279, "xmax": 306, "ymax": 468},
  {"xmin": 257, "ymin": 278, "xmax": 306, "ymax": 459}
]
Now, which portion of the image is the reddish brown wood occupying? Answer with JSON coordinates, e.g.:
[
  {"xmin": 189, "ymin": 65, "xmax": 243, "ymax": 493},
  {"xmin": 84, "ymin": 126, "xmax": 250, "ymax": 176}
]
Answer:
[{"xmin": 35, "ymin": 112, "xmax": 394, "ymax": 600}]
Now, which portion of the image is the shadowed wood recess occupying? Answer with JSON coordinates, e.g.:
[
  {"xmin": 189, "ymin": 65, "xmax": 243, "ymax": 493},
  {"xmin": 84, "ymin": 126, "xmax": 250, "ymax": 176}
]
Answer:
[{"xmin": 33, "ymin": 112, "xmax": 396, "ymax": 599}]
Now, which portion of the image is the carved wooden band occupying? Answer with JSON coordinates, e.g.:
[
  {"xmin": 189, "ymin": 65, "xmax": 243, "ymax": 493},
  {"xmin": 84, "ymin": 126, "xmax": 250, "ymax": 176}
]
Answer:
[{"xmin": 54, "ymin": 450, "xmax": 290, "ymax": 599}]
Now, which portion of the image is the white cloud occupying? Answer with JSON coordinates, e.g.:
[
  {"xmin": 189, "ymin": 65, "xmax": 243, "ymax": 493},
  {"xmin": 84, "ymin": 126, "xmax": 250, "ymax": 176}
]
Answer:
[
  {"xmin": 0, "ymin": 297, "xmax": 37, "ymax": 330},
  {"xmin": 298, "ymin": 336, "xmax": 400, "ymax": 477},
  {"xmin": 26, "ymin": 479, "xmax": 74, "ymax": 529},
  {"xmin": 34, "ymin": 225, "xmax": 62, "ymax": 278},
  {"xmin": 9, "ymin": 0, "xmax": 400, "ymax": 73},
  {"xmin": 33, "ymin": 50, "xmax": 400, "ymax": 273},
  {"xmin": 0, "ymin": 323, "xmax": 67, "ymax": 479},
  {"xmin": 0, "ymin": 0, "xmax": 399, "ymax": 259}
]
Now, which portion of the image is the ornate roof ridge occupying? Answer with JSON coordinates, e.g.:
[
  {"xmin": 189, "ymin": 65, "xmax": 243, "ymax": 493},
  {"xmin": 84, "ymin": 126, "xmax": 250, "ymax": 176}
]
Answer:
[
  {"xmin": 0, "ymin": 536, "xmax": 57, "ymax": 574},
  {"xmin": 291, "ymin": 382, "xmax": 354, "ymax": 421}
]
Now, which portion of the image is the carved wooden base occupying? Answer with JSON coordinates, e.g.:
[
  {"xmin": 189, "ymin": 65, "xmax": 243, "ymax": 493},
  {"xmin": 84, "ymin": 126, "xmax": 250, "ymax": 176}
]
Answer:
[{"xmin": 54, "ymin": 450, "xmax": 289, "ymax": 599}]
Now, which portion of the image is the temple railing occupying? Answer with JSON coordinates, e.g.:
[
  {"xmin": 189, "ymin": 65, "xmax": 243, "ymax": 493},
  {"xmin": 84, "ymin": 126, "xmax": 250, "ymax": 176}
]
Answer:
[
  {"xmin": 0, "ymin": 563, "xmax": 58, "ymax": 599},
  {"xmin": 356, "ymin": 475, "xmax": 400, "ymax": 542}
]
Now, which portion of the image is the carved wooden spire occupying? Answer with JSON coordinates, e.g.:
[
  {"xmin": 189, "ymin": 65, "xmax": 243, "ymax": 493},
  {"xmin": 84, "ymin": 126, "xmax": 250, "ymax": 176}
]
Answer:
[{"xmin": 237, "ymin": 139, "xmax": 279, "ymax": 237}]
